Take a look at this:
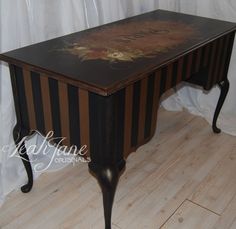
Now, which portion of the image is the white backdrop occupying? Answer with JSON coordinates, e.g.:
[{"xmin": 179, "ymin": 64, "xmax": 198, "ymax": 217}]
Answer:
[{"xmin": 0, "ymin": 0, "xmax": 235, "ymax": 206}]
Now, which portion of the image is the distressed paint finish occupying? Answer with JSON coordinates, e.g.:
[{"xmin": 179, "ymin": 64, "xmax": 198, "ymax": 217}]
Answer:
[{"xmin": 61, "ymin": 20, "xmax": 197, "ymax": 62}]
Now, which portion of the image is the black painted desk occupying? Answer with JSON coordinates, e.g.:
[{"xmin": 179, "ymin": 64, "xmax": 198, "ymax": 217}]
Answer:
[{"xmin": 1, "ymin": 9, "xmax": 235, "ymax": 229}]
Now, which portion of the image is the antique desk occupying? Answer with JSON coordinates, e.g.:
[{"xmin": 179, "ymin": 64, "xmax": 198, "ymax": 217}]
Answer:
[{"xmin": 1, "ymin": 10, "xmax": 236, "ymax": 229}]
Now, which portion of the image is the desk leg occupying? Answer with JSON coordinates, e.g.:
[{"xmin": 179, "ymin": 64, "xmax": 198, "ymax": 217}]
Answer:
[
  {"xmin": 89, "ymin": 160, "xmax": 126, "ymax": 229},
  {"xmin": 10, "ymin": 65, "xmax": 33, "ymax": 192},
  {"xmin": 13, "ymin": 127, "xmax": 33, "ymax": 193},
  {"xmin": 212, "ymin": 78, "xmax": 229, "ymax": 133},
  {"xmin": 88, "ymin": 89, "xmax": 126, "ymax": 228}
]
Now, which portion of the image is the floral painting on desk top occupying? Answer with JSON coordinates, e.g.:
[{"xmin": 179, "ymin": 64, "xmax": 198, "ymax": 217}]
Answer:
[{"xmin": 60, "ymin": 19, "xmax": 197, "ymax": 62}]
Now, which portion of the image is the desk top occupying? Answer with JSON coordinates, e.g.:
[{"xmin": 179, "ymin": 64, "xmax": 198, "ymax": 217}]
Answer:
[{"xmin": 1, "ymin": 10, "xmax": 236, "ymax": 95}]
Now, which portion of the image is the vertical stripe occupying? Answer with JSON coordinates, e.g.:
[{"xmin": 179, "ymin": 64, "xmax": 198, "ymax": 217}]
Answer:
[
  {"xmin": 79, "ymin": 89, "xmax": 90, "ymax": 155},
  {"xmin": 150, "ymin": 69, "xmax": 161, "ymax": 136},
  {"xmin": 221, "ymin": 32, "xmax": 235, "ymax": 81},
  {"xmin": 203, "ymin": 44, "xmax": 211, "ymax": 67},
  {"xmin": 160, "ymin": 67, "xmax": 167, "ymax": 96},
  {"xmin": 181, "ymin": 55, "xmax": 188, "ymax": 80},
  {"xmin": 68, "ymin": 84, "xmax": 80, "ymax": 148},
  {"xmin": 207, "ymin": 40, "xmax": 217, "ymax": 89},
  {"xmin": 58, "ymin": 81, "xmax": 70, "ymax": 146},
  {"xmin": 176, "ymin": 57, "xmax": 184, "ymax": 83},
  {"xmin": 14, "ymin": 66, "xmax": 29, "ymax": 130},
  {"xmin": 48, "ymin": 78, "xmax": 61, "ymax": 143},
  {"xmin": 88, "ymin": 91, "xmax": 125, "ymax": 164},
  {"xmin": 23, "ymin": 69, "xmax": 36, "ymax": 130},
  {"xmin": 124, "ymin": 85, "xmax": 133, "ymax": 157},
  {"xmin": 165, "ymin": 63, "xmax": 173, "ymax": 90},
  {"xmin": 144, "ymin": 73, "xmax": 155, "ymax": 139},
  {"xmin": 191, "ymin": 50, "xmax": 198, "ymax": 74},
  {"xmin": 218, "ymin": 35, "xmax": 230, "ymax": 82},
  {"xmin": 195, "ymin": 48, "xmax": 202, "ymax": 73},
  {"xmin": 9, "ymin": 65, "xmax": 22, "ymax": 130},
  {"xmin": 40, "ymin": 75, "xmax": 53, "ymax": 134},
  {"xmin": 131, "ymin": 81, "xmax": 141, "ymax": 147},
  {"xmin": 31, "ymin": 72, "xmax": 45, "ymax": 134},
  {"xmin": 171, "ymin": 61, "xmax": 178, "ymax": 87},
  {"xmin": 113, "ymin": 89, "xmax": 125, "ymax": 161},
  {"xmin": 89, "ymin": 92, "xmax": 103, "ymax": 162},
  {"xmin": 186, "ymin": 52, "xmax": 193, "ymax": 79},
  {"xmin": 200, "ymin": 45, "xmax": 206, "ymax": 68},
  {"xmin": 212, "ymin": 37, "xmax": 224, "ymax": 85},
  {"xmin": 138, "ymin": 77, "xmax": 148, "ymax": 144}
]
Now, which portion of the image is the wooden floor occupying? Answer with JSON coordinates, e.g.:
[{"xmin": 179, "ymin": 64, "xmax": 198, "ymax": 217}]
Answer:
[{"xmin": 1, "ymin": 108, "xmax": 236, "ymax": 229}]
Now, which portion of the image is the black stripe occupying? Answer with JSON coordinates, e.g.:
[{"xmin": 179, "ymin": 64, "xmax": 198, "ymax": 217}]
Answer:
[
  {"xmin": 182, "ymin": 55, "xmax": 188, "ymax": 80},
  {"xmin": 48, "ymin": 78, "xmax": 62, "ymax": 143},
  {"xmin": 89, "ymin": 92, "xmax": 104, "ymax": 163},
  {"xmin": 144, "ymin": 73, "xmax": 155, "ymax": 139},
  {"xmin": 131, "ymin": 80, "xmax": 141, "ymax": 147},
  {"xmin": 210, "ymin": 39, "xmax": 221, "ymax": 86},
  {"xmin": 200, "ymin": 45, "xmax": 206, "ymax": 68},
  {"xmin": 214, "ymin": 38, "xmax": 224, "ymax": 84},
  {"xmin": 31, "ymin": 72, "xmax": 45, "ymax": 134},
  {"xmin": 113, "ymin": 89, "xmax": 125, "ymax": 162},
  {"xmin": 217, "ymin": 35, "xmax": 228, "ymax": 82},
  {"xmin": 207, "ymin": 42, "xmax": 214, "ymax": 67},
  {"xmin": 191, "ymin": 50, "xmax": 198, "ymax": 73},
  {"xmin": 68, "ymin": 84, "xmax": 80, "ymax": 148},
  {"xmin": 89, "ymin": 90, "xmax": 125, "ymax": 164},
  {"xmin": 171, "ymin": 61, "xmax": 178, "ymax": 87},
  {"xmin": 223, "ymin": 32, "xmax": 235, "ymax": 81},
  {"xmin": 160, "ymin": 67, "xmax": 167, "ymax": 96},
  {"xmin": 14, "ymin": 66, "xmax": 30, "ymax": 131}
]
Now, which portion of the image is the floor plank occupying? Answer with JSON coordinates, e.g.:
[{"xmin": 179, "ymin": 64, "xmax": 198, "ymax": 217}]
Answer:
[
  {"xmin": 0, "ymin": 109, "xmax": 236, "ymax": 229},
  {"xmin": 213, "ymin": 193, "xmax": 236, "ymax": 229},
  {"xmin": 189, "ymin": 139, "xmax": 236, "ymax": 214},
  {"xmin": 160, "ymin": 200, "xmax": 219, "ymax": 229}
]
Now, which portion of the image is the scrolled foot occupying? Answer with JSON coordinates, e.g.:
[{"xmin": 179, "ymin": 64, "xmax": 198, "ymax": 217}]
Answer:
[
  {"xmin": 18, "ymin": 140, "xmax": 33, "ymax": 193},
  {"xmin": 21, "ymin": 183, "xmax": 33, "ymax": 193},
  {"xmin": 212, "ymin": 125, "xmax": 221, "ymax": 134}
]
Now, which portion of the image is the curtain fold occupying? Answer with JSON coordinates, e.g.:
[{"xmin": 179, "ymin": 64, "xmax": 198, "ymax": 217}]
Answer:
[{"xmin": 0, "ymin": 0, "xmax": 235, "ymax": 206}]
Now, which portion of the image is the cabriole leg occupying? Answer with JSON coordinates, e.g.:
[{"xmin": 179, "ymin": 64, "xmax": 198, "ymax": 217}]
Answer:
[
  {"xmin": 212, "ymin": 78, "xmax": 229, "ymax": 133},
  {"xmin": 89, "ymin": 161, "xmax": 125, "ymax": 229},
  {"xmin": 13, "ymin": 127, "xmax": 33, "ymax": 193}
]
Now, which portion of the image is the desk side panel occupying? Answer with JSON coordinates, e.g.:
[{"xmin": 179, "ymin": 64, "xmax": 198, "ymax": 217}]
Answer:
[
  {"xmin": 10, "ymin": 65, "xmax": 163, "ymax": 159},
  {"xmin": 10, "ymin": 66, "xmax": 91, "ymax": 156},
  {"xmin": 187, "ymin": 31, "xmax": 235, "ymax": 89}
]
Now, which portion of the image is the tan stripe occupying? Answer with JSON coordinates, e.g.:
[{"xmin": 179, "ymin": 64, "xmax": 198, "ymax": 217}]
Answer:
[
  {"xmin": 213, "ymin": 38, "xmax": 224, "ymax": 85},
  {"xmin": 203, "ymin": 44, "xmax": 210, "ymax": 67},
  {"xmin": 218, "ymin": 35, "xmax": 230, "ymax": 82},
  {"xmin": 195, "ymin": 48, "xmax": 202, "ymax": 73},
  {"xmin": 23, "ymin": 69, "xmax": 37, "ymax": 130},
  {"xmin": 165, "ymin": 63, "xmax": 173, "ymax": 90},
  {"xmin": 186, "ymin": 52, "xmax": 193, "ymax": 79},
  {"xmin": 79, "ymin": 88, "xmax": 90, "ymax": 156},
  {"xmin": 176, "ymin": 57, "xmax": 184, "ymax": 84},
  {"xmin": 58, "ymin": 81, "xmax": 70, "ymax": 146},
  {"xmin": 40, "ymin": 75, "xmax": 53, "ymax": 134},
  {"xmin": 138, "ymin": 77, "xmax": 148, "ymax": 144},
  {"xmin": 207, "ymin": 41, "xmax": 217, "ymax": 89},
  {"xmin": 123, "ymin": 85, "xmax": 133, "ymax": 157},
  {"xmin": 151, "ymin": 70, "xmax": 161, "ymax": 136}
]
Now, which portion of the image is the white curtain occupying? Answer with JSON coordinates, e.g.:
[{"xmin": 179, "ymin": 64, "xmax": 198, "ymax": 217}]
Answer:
[{"xmin": 0, "ymin": 0, "xmax": 235, "ymax": 206}]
